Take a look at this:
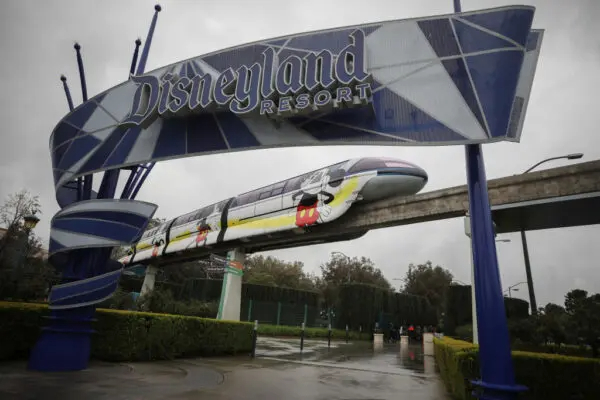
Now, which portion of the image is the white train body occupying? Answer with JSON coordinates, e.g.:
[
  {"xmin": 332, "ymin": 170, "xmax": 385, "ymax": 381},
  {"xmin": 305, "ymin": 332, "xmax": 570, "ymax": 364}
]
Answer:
[{"xmin": 119, "ymin": 157, "xmax": 428, "ymax": 265}]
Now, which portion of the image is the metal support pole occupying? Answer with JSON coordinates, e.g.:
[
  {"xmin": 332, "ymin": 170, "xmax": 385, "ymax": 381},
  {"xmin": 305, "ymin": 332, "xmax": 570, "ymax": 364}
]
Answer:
[
  {"xmin": 520, "ymin": 230, "xmax": 538, "ymax": 315},
  {"xmin": 300, "ymin": 322, "xmax": 305, "ymax": 352},
  {"xmin": 251, "ymin": 320, "xmax": 258, "ymax": 358},
  {"xmin": 345, "ymin": 324, "xmax": 349, "ymax": 344},
  {"xmin": 327, "ymin": 323, "xmax": 332, "ymax": 348},
  {"xmin": 276, "ymin": 302, "xmax": 282, "ymax": 326},
  {"xmin": 247, "ymin": 299, "xmax": 253, "ymax": 322}
]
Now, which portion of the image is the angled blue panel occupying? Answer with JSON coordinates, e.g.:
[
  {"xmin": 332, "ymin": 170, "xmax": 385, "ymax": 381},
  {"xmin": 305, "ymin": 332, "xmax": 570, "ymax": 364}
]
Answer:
[
  {"xmin": 371, "ymin": 88, "xmax": 465, "ymax": 141},
  {"xmin": 453, "ymin": 19, "xmax": 516, "ymax": 54},
  {"xmin": 50, "ymin": 281, "xmax": 120, "ymax": 308},
  {"xmin": 152, "ymin": 118, "xmax": 187, "ymax": 158},
  {"xmin": 79, "ymin": 129, "xmax": 124, "ymax": 173},
  {"xmin": 103, "ymin": 127, "xmax": 142, "ymax": 167},
  {"xmin": 286, "ymin": 27, "xmax": 380, "ymax": 55},
  {"xmin": 215, "ymin": 113, "xmax": 260, "ymax": 148},
  {"xmin": 441, "ymin": 58, "xmax": 488, "ymax": 135},
  {"xmin": 190, "ymin": 60, "xmax": 205, "ymax": 75},
  {"xmin": 184, "ymin": 61, "xmax": 197, "ymax": 79},
  {"xmin": 506, "ymin": 96, "xmax": 525, "ymax": 139},
  {"xmin": 91, "ymin": 92, "xmax": 107, "ymax": 105},
  {"xmin": 52, "ymin": 218, "xmax": 139, "ymax": 243},
  {"xmin": 202, "ymin": 45, "xmax": 266, "ymax": 73},
  {"xmin": 462, "ymin": 9, "xmax": 534, "ymax": 47},
  {"xmin": 417, "ymin": 18, "xmax": 460, "ymax": 57},
  {"xmin": 277, "ymin": 48, "xmax": 315, "ymax": 63},
  {"xmin": 64, "ymin": 101, "xmax": 98, "ymax": 129},
  {"xmin": 64, "ymin": 210, "xmax": 148, "ymax": 228},
  {"xmin": 52, "ymin": 142, "xmax": 71, "ymax": 168},
  {"xmin": 178, "ymin": 62, "xmax": 188, "ymax": 79},
  {"xmin": 49, "ymin": 238, "xmax": 65, "ymax": 253},
  {"xmin": 465, "ymin": 50, "xmax": 523, "ymax": 138},
  {"xmin": 50, "ymin": 270, "xmax": 122, "ymax": 302},
  {"xmin": 56, "ymin": 134, "xmax": 101, "ymax": 171},
  {"xmin": 265, "ymin": 38, "xmax": 288, "ymax": 47},
  {"xmin": 526, "ymin": 31, "xmax": 540, "ymax": 52},
  {"xmin": 186, "ymin": 114, "xmax": 229, "ymax": 153},
  {"xmin": 56, "ymin": 184, "xmax": 79, "ymax": 208},
  {"xmin": 316, "ymin": 107, "xmax": 378, "ymax": 132},
  {"xmin": 300, "ymin": 119, "xmax": 390, "ymax": 142},
  {"xmin": 52, "ymin": 122, "xmax": 80, "ymax": 149}
]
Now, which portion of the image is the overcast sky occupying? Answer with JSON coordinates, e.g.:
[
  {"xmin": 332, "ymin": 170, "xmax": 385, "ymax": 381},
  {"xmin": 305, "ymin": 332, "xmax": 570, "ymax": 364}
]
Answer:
[{"xmin": 1, "ymin": 0, "xmax": 599, "ymax": 307}]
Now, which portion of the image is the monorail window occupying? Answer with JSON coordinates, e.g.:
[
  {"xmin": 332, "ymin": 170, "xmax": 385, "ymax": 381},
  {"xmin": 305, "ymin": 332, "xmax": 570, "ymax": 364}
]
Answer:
[
  {"xmin": 159, "ymin": 221, "xmax": 171, "ymax": 233},
  {"xmin": 258, "ymin": 186, "xmax": 272, "ymax": 200},
  {"xmin": 235, "ymin": 190, "xmax": 259, "ymax": 207},
  {"xmin": 283, "ymin": 175, "xmax": 306, "ymax": 193},
  {"xmin": 271, "ymin": 182, "xmax": 285, "ymax": 195},
  {"xmin": 347, "ymin": 158, "xmax": 383, "ymax": 174}
]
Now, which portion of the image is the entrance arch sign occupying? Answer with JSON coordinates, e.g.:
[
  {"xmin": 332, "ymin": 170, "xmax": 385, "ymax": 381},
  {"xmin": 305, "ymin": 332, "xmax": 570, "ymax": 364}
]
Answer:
[
  {"xmin": 51, "ymin": 6, "xmax": 542, "ymax": 192},
  {"xmin": 33, "ymin": 5, "xmax": 544, "ymax": 392}
]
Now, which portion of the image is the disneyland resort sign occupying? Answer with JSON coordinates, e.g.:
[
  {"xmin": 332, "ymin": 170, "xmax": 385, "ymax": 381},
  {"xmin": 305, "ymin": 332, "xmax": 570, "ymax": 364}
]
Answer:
[{"xmin": 122, "ymin": 30, "xmax": 371, "ymax": 128}]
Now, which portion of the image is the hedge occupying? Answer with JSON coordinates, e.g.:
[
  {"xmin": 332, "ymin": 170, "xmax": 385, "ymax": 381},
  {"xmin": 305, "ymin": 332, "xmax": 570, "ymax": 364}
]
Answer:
[
  {"xmin": 0, "ymin": 301, "xmax": 253, "ymax": 362},
  {"xmin": 434, "ymin": 336, "xmax": 600, "ymax": 399},
  {"xmin": 444, "ymin": 285, "xmax": 530, "ymax": 336},
  {"xmin": 336, "ymin": 283, "xmax": 437, "ymax": 330},
  {"xmin": 0, "ymin": 301, "xmax": 370, "ymax": 363}
]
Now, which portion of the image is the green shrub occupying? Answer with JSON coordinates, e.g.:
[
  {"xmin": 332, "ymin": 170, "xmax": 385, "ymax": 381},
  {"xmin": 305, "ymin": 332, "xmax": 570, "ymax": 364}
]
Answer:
[
  {"xmin": 454, "ymin": 324, "xmax": 473, "ymax": 342},
  {"xmin": 0, "ymin": 301, "xmax": 252, "ymax": 362},
  {"xmin": 136, "ymin": 289, "xmax": 218, "ymax": 318},
  {"xmin": 434, "ymin": 337, "xmax": 600, "ymax": 400}
]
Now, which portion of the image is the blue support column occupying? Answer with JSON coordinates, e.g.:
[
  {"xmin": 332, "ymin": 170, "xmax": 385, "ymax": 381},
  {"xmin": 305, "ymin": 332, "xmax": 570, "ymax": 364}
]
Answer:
[
  {"xmin": 29, "ymin": 5, "xmax": 163, "ymax": 373},
  {"xmin": 454, "ymin": 1, "xmax": 526, "ymax": 398},
  {"xmin": 465, "ymin": 145, "xmax": 526, "ymax": 399}
]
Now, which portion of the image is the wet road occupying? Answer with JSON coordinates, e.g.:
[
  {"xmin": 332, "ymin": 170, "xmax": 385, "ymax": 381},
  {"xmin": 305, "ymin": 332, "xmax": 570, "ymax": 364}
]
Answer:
[{"xmin": 0, "ymin": 339, "xmax": 449, "ymax": 399}]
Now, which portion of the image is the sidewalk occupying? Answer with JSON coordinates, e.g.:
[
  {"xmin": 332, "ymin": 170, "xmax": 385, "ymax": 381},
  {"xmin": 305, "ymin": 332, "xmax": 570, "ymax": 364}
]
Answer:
[{"xmin": 0, "ymin": 340, "xmax": 449, "ymax": 399}]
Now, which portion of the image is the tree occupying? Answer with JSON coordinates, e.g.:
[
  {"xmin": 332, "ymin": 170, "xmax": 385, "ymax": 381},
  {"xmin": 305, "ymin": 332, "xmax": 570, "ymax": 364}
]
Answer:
[
  {"xmin": 564, "ymin": 289, "xmax": 600, "ymax": 357},
  {"xmin": 0, "ymin": 190, "xmax": 57, "ymax": 301},
  {"xmin": 402, "ymin": 261, "xmax": 453, "ymax": 314},
  {"xmin": 243, "ymin": 254, "xmax": 316, "ymax": 291},
  {"xmin": 537, "ymin": 303, "xmax": 568, "ymax": 345},
  {"xmin": 318, "ymin": 254, "xmax": 391, "ymax": 309},
  {"xmin": 0, "ymin": 189, "xmax": 41, "ymax": 259}
]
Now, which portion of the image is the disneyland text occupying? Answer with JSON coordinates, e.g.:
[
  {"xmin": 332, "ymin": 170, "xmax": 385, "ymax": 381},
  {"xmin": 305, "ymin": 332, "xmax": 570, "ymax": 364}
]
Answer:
[{"xmin": 121, "ymin": 29, "xmax": 372, "ymax": 127}]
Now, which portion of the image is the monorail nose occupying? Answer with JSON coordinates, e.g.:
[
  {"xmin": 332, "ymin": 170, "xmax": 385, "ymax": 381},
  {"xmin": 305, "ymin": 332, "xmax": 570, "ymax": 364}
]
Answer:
[{"xmin": 359, "ymin": 167, "xmax": 428, "ymax": 203}]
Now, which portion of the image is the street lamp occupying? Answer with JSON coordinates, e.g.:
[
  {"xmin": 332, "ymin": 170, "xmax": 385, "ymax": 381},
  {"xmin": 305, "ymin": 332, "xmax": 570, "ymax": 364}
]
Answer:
[
  {"xmin": 522, "ymin": 153, "xmax": 583, "ymax": 174},
  {"xmin": 520, "ymin": 153, "xmax": 584, "ymax": 315},
  {"xmin": 23, "ymin": 214, "xmax": 40, "ymax": 231},
  {"xmin": 504, "ymin": 281, "xmax": 526, "ymax": 298}
]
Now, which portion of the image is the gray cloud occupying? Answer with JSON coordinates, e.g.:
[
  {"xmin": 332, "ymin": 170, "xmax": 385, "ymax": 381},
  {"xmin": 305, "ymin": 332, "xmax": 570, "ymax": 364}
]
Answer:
[{"xmin": 1, "ymin": 0, "xmax": 599, "ymax": 308}]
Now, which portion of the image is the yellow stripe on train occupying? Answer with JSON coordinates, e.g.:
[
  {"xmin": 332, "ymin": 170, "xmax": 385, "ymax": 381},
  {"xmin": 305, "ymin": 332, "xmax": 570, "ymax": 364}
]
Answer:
[{"xmin": 227, "ymin": 176, "xmax": 359, "ymax": 230}]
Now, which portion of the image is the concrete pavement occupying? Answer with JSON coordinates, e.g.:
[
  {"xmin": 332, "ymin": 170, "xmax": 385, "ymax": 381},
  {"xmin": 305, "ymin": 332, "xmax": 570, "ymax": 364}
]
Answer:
[{"xmin": 0, "ymin": 339, "xmax": 449, "ymax": 399}]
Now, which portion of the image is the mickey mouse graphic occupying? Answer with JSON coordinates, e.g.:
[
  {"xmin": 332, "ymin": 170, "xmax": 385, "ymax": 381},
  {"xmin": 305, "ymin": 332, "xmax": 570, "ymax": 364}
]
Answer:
[
  {"xmin": 292, "ymin": 166, "xmax": 344, "ymax": 227},
  {"xmin": 151, "ymin": 238, "xmax": 164, "ymax": 257},
  {"xmin": 195, "ymin": 218, "xmax": 210, "ymax": 247},
  {"xmin": 194, "ymin": 204, "xmax": 222, "ymax": 248}
]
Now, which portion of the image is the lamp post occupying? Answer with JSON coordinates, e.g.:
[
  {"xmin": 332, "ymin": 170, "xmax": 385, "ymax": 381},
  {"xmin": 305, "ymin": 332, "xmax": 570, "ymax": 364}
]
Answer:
[
  {"xmin": 23, "ymin": 214, "xmax": 40, "ymax": 231},
  {"xmin": 520, "ymin": 153, "xmax": 583, "ymax": 315},
  {"xmin": 504, "ymin": 281, "xmax": 526, "ymax": 299}
]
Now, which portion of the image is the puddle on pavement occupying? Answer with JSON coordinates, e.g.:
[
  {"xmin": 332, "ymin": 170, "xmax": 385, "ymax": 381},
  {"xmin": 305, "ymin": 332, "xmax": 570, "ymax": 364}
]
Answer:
[{"xmin": 256, "ymin": 337, "xmax": 438, "ymax": 377}]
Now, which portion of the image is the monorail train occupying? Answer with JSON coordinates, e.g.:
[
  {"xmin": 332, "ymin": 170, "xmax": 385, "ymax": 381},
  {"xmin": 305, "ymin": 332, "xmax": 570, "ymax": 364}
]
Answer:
[{"xmin": 118, "ymin": 157, "xmax": 428, "ymax": 265}]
